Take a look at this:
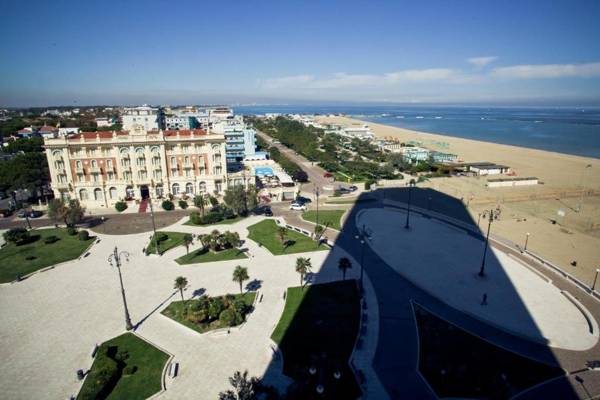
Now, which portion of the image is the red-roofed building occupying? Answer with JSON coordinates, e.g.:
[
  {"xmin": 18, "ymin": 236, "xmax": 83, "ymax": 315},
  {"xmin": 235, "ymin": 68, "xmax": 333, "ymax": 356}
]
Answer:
[{"xmin": 43, "ymin": 127, "xmax": 252, "ymax": 209}]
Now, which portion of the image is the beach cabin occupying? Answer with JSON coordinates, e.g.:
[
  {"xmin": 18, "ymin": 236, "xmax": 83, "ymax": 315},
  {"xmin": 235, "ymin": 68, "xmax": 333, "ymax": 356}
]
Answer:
[{"xmin": 467, "ymin": 162, "xmax": 511, "ymax": 176}]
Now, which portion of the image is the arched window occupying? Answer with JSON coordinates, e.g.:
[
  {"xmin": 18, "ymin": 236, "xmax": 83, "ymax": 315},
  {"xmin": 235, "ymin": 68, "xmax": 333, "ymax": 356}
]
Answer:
[
  {"xmin": 150, "ymin": 146, "xmax": 160, "ymax": 154},
  {"xmin": 79, "ymin": 189, "xmax": 88, "ymax": 200},
  {"xmin": 94, "ymin": 188, "xmax": 103, "ymax": 201},
  {"xmin": 126, "ymin": 186, "xmax": 135, "ymax": 199},
  {"xmin": 135, "ymin": 147, "xmax": 145, "ymax": 155},
  {"xmin": 199, "ymin": 181, "xmax": 207, "ymax": 193},
  {"xmin": 172, "ymin": 183, "xmax": 180, "ymax": 195},
  {"xmin": 91, "ymin": 160, "xmax": 97, "ymax": 168},
  {"xmin": 185, "ymin": 183, "xmax": 194, "ymax": 194},
  {"xmin": 52, "ymin": 150, "xmax": 62, "ymax": 157},
  {"xmin": 120, "ymin": 147, "xmax": 129, "ymax": 156},
  {"xmin": 156, "ymin": 184, "xmax": 164, "ymax": 197},
  {"xmin": 109, "ymin": 187, "xmax": 117, "ymax": 199}
]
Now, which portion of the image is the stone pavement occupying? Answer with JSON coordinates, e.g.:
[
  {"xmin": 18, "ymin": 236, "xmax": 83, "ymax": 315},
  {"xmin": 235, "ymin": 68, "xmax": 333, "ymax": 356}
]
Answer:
[{"xmin": 0, "ymin": 215, "xmax": 372, "ymax": 399}]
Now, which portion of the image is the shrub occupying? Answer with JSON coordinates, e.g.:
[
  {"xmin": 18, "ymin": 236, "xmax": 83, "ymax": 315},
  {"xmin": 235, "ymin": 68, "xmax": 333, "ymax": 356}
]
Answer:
[
  {"xmin": 208, "ymin": 195, "xmax": 219, "ymax": 207},
  {"xmin": 189, "ymin": 212, "xmax": 202, "ymax": 225},
  {"xmin": 200, "ymin": 211, "xmax": 223, "ymax": 225},
  {"xmin": 219, "ymin": 309, "xmax": 235, "ymax": 326},
  {"xmin": 44, "ymin": 235, "xmax": 59, "ymax": 244},
  {"xmin": 78, "ymin": 230, "xmax": 90, "ymax": 241},
  {"xmin": 178, "ymin": 200, "xmax": 188, "ymax": 209},
  {"xmin": 223, "ymin": 207, "xmax": 235, "ymax": 219},
  {"xmin": 123, "ymin": 365, "xmax": 137, "ymax": 376},
  {"xmin": 3, "ymin": 228, "xmax": 30, "ymax": 244},
  {"xmin": 67, "ymin": 227, "xmax": 77, "ymax": 236},
  {"xmin": 162, "ymin": 200, "xmax": 174, "ymax": 211},
  {"xmin": 156, "ymin": 233, "xmax": 168, "ymax": 243},
  {"xmin": 115, "ymin": 201, "xmax": 128, "ymax": 212},
  {"xmin": 364, "ymin": 179, "xmax": 376, "ymax": 190},
  {"xmin": 208, "ymin": 298, "xmax": 225, "ymax": 320}
]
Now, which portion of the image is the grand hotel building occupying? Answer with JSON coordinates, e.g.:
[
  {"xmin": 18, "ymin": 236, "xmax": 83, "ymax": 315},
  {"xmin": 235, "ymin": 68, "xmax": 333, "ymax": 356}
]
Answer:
[{"xmin": 43, "ymin": 126, "xmax": 249, "ymax": 209}]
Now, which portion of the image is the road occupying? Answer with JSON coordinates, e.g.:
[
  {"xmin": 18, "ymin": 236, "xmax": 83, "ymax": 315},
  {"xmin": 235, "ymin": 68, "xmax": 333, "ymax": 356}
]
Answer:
[{"xmin": 255, "ymin": 130, "xmax": 334, "ymax": 191}]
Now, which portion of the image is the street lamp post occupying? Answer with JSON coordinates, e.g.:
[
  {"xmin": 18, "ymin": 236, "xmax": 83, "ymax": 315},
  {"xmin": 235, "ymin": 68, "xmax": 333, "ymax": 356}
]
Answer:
[
  {"xmin": 314, "ymin": 185, "xmax": 320, "ymax": 227},
  {"xmin": 479, "ymin": 209, "xmax": 500, "ymax": 277},
  {"xmin": 524, "ymin": 232, "xmax": 530, "ymax": 251},
  {"xmin": 148, "ymin": 198, "xmax": 160, "ymax": 255},
  {"xmin": 405, "ymin": 184, "xmax": 413, "ymax": 229},
  {"xmin": 108, "ymin": 246, "xmax": 133, "ymax": 331},
  {"xmin": 592, "ymin": 269, "xmax": 600, "ymax": 293},
  {"xmin": 577, "ymin": 164, "xmax": 592, "ymax": 213},
  {"xmin": 355, "ymin": 224, "xmax": 370, "ymax": 293}
]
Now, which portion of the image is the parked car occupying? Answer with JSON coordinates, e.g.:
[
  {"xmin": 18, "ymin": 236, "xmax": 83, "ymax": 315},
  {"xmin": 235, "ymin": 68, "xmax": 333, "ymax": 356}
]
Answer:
[
  {"xmin": 323, "ymin": 172, "xmax": 333, "ymax": 178},
  {"xmin": 338, "ymin": 187, "xmax": 351, "ymax": 194},
  {"xmin": 16, "ymin": 210, "xmax": 27, "ymax": 218},
  {"xmin": 264, "ymin": 207, "xmax": 273, "ymax": 217},
  {"xmin": 29, "ymin": 210, "xmax": 43, "ymax": 218},
  {"xmin": 295, "ymin": 196, "xmax": 312, "ymax": 204},
  {"xmin": 348, "ymin": 185, "xmax": 358, "ymax": 192},
  {"xmin": 289, "ymin": 203, "xmax": 307, "ymax": 211}
]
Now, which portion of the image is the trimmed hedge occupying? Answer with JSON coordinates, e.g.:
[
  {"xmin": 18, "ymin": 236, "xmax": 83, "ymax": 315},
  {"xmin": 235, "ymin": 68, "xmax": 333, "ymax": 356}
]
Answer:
[
  {"xmin": 178, "ymin": 200, "xmax": 188, "ymax": 209},
  {"xmin": 115, "ymin": 201, "xmax": 128, "ymax": 212},
  {"xmin": 44, "ymin": 235, "xmax": 59, "ymax": 244},
  {"xmin": 78, "ymin": 230, "xmax": 90, "ymax": 241},
  {"xmin": 77, "ymin": 352, "xmax": 120, "ymax": 400},
  {"xmin": 161, "ymin": 200, "xmax": 174, "ymax": 211}
]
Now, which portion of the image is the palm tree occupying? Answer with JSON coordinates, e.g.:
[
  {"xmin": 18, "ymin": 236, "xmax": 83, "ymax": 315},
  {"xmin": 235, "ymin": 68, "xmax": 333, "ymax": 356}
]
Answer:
[
  {"xmin": 183, "ymin": 234, "xmax": 193, "ymax": 255},
  {"xmin": 218, "ymin": 370, "xmax": 259, "ymax": 400},
  {"xmin": 338, "ymin": 257, "xmax": 352, "ymax": 280},
  {"xmin": 232, "ymin": 266, "xmax": 249, "ymax": 294},
  {"xmin": 314, "ymin": 224, "xmax": 325, "ymax": 241},
  {"xmin": 174, "ymin": 276, "xmax": 188, "ymax": 303},
  {"xmin": 199, "ymin": 234, "xmax": 211, "ymax": 250},
  {"xmin": 295, "ymin": 257, "xmax": 312, "ymax": 289},
  {"xmin": 277, "ymin": 226, "xmax": 287, "ymax": 244},
  {"xmin": 194, "ymin": 194, "xmax": 207, "ymax": 216}
]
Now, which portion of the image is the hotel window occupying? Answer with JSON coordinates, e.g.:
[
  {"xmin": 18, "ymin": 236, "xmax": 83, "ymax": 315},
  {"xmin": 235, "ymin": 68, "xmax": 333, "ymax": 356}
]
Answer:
[
  {"xmin": 123, "ymin": 171, "xmax": 132, "ymax": 181},
  {"xmin": 92, "ymin": 173, "xmax": 99, "ymax": 183},
  {"xmin": 138, "ymin": 170, "xmax": 147, "ymax": 180},
  {"xmin": 76, "ymin": 160, "xmax": 82, "ymax": 170},
  {"xmin": 185, "ymin": 169, "xmax": 191, "ymax": 177},
  {"xmin": 153, "ymin": 170, "xmax": 162, "ymax": 180},
  {"xmin": 184, "ymin": 156, "xmax": 190, "ymax": 166},
  {"xmin": 213, "ymin": 166, "xmax": 222, "ymax": 175},
  {"xmin": 215, "ymin": 181, "xmax": 222, "ymax": 193},
  {"xmin": 183, "ymin": 145, "xmax": 190, "ymax": 154},
  {"xmin": 54, "ymin": 160, "xmax": 64, "ymax": 170},
  {"xmin": 213, "ymin": 154, "xmax": 221, "ymax": 164},
  {"xmin": 77, "ymin": 173, "xmax": 84, "ymax": 182},
  {"xmin": 170, "ymin": 157, "xmax": 177, "ymax": 168},
  {"xmin": 107, "ymin": 171, "xmax": 114, "ymax": 181},
  {"xmin": 57, "ymin": 174, "xmax": 66, "ymax": 184},
  {"xmin": 91, "ymin": 160, "xmax": 97, "ymax": 168},
  {"xmin": 121, "ymin": 158, "xmax": 130, "ymax": 168},
  {"xmin": 107, "ymin": 159, "xmax": 113, "ymax": 169},
  {"xmin": 137, "ymin": 157, "xmax": 146, "ymax": 167}
]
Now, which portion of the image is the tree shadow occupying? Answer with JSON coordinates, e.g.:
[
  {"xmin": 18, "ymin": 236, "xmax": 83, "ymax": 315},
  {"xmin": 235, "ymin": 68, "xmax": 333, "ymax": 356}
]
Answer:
[
  {"xmin": 246, "ymin": 279, "xmax": 263, "ymax": 291},
  {"xmin": 191, "ymin": 288, "xmax": 206, "ymax": 298}
]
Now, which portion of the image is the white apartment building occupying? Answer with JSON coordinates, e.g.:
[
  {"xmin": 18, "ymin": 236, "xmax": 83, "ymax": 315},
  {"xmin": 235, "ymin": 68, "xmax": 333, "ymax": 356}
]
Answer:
[
  {"xmin": 44, "ymin": 126, "xmax": 237, "ymax": 209},
  {"xmin": 165, "ymin": 116, "xmax": 198, "ymax": 130},
  {"xmin": 121, "ymin": 105, "xmax": 165, "ymax": 132}
]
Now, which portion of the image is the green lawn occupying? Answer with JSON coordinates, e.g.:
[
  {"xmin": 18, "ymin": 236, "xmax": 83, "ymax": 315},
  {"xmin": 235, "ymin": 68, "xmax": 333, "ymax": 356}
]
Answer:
[
  {"xmin": 77, "ymin": 333, "xmax": 169, "ymax": 400},
  {"xmin": 302, "ymin": 209, "xmax": 345, "ymax": 230},
  {"xmin": 183, "ymin": 214, "xmax": 246, "ymax": 226},
  {"xmin": 147, "ymin": 231, "xmax": 188, "ymax": 254},
  {"xmin": 161, "ymin": 292, "xmax": 256, "ymax": 334},
  {"xmin": 246, "ymin": 219, "xmax": 328, "ymax": 255},
  {"xmin": 0, "ymin": 228, "xmax": 95, "ymax": 283},
  {"xmin": 271, "ymin": 281, "xmax": 362, "ymax": 399},
  {"xmin": 175, "ymin": 247, "xmax": 248, "ymax": 264}
]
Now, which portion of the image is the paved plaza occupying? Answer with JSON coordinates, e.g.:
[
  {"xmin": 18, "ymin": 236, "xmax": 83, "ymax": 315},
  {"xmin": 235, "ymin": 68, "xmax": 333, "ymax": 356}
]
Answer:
[
  {"xmin": 356, "ymin": 207, "xmax": 598, "ymax": 351},
  {"xmin": 0, "ymin": 216, "xmax": 363, "ymax": 399}
]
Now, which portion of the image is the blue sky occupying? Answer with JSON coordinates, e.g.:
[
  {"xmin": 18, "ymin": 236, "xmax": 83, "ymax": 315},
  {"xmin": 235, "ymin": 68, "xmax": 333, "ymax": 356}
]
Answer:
[{"xmin": 1, "ymin": 0, "xmax": 600, "ymax": 106}]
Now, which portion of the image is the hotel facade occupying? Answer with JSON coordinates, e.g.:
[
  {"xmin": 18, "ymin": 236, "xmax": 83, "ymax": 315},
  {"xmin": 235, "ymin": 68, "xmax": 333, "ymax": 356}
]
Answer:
[{"xmin": 43, "ymin": 126, "xmax": 247, "ymax": 209}]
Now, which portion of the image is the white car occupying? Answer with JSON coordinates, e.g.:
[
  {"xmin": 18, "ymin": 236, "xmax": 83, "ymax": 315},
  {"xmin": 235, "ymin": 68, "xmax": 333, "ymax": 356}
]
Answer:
[{"xmin": 289, "ymin": 203, "xmax": 307, "ymax": 211}]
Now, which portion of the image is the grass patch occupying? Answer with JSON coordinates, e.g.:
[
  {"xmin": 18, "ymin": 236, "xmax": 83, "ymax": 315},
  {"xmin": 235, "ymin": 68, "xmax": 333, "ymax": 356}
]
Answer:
[
  {"xmin": 161, "ymin": 292, "xmax": 256, "ymax": 334},
  {"xmin": 0, "ymin": 228, "xmax": 94, "ymax": 283},
  {"xmin": 184, "ymin": 214, "xmax": 246, "ymax": 226},
  {"xmin": 271, "ymin": 281, "xmax": 361, "ymax": 399},
  {"xmin": 175, "ymin": 247, "xmax": 248, "ymax": 264},
  {"xmin": 77, "ymin": 332, "xmax": 169, "ymax": 400},
  {"xmin": 302, "ymin": 209, "xmax": 345, "ymax": 230},
  {"xmin": 247, "ymin": 219, "xmax": 327, "ymax": 255},
  {"xmin": 414, "ymin": 304, "xmax": 563, "ymax": 399},
  {"xmin": 147, "ymin": 231, "xmax": 187, "ymax": 254}
]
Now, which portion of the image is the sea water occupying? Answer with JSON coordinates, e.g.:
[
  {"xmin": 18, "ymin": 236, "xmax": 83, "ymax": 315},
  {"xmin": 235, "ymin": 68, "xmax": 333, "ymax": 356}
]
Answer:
[{"xmin": 234, "ymin": 105, "xmax": 600, "ymax": 159}]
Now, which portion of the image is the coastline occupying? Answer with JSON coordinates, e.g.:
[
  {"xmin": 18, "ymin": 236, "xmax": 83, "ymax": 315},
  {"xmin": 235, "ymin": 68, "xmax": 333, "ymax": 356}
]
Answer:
[{"xmin": 316, "ymin": 115, "xmax": 600, "ymax": 189}]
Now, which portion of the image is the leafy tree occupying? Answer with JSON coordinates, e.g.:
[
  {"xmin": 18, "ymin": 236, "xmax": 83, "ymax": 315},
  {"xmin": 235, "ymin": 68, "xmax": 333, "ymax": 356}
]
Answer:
[
  {"xmin": 208, "ymin": 195, "xmax": 219, "ymax": 207},
  {"xmin": 47, "ymin": 198, "xmax": 67, "ymax": 224},
  {"xmin": 0, "ymin": 152, "xmax": 49, "ymax": 194},
  {"xmin": 338, "ymin": 257, "xmax": 352, "ymax": 281},
  {"xmin": 292, "ymin": 170, "xmax": 308, "ymax": 182},
  {"xmin": 183, "ymin": 234, "xmax": 193, "ymax": 254},
  {"xmin": 295, "ymin": 257, "xmax": 311, "ymax": 288},
  {"xmin": 276, "ymin": 226, "xmax": 287, "ymax": 244},
  {"xmin": 174, "ymin": 276, "xmax": 188, "ymax": 303},
  {"xmin": 5, "ymin": 137, "xmax": 44, "ymax": 153},
  {"xmin": 224, "ymin": 185, "xmax": 248, "ymax": 216},
  {"xmin": 64, "ymin": 199, "xmax": 85, "ymax": 226},
  {"xmin": 232, "ymin": 266, "xmax": 249, "ymax": 294},
  {"xmin": 314, "ymin": 224, "xmax": 325, "ymax": 241}
]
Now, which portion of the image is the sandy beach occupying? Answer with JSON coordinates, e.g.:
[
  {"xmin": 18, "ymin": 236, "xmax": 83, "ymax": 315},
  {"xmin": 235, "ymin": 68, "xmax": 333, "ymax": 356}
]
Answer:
[{"xmin": 317, "ymin": 116, "xmax": 600, "ymax": 284}]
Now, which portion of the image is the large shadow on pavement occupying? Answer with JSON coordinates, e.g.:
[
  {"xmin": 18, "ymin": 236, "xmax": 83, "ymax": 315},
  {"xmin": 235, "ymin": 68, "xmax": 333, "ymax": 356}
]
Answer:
[{"xmin": 257, "ymin": 186, "xmax": 587, "ymax": 399}]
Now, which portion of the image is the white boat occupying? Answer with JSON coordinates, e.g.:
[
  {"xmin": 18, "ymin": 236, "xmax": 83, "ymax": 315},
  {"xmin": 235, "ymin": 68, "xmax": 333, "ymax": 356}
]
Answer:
[{"xmin": 416, "ymin": 116, "xmax": 424, "ymax": 119}]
